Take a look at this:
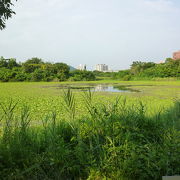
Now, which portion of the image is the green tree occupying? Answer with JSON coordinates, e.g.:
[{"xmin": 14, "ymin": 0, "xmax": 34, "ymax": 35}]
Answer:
[
  {"xmin": 24, "ymin": 57, "xmax": 44, "ymax": 65},
  {"xmin": 165, "ymin": 58, "xmax": 174, "ymax": 63},
  {"xmin": 53, "ymin": 63, "xmax": 70, "ymax": 80},
  {"xmin": 7, "ymin": 58, "xmax": 19, "ymax": 69},
  {"xmin": 130, "ymin": 61, "xmax": 144, "ymax": 74},
  {"xmin": 14, "ymin": 73, "xmax": 27, "ymax": 81},
  {"xmin": 0, "ymin": 56, "xmax": 8, "ymax": 67},
  {"xmin": 113, "ymin": 70, "xmax": 131, "ymax": 79},
  {"xmin": 0, "ymin": 57, "xmax": 19, "ymax": 69},
  {"xmin": 70, "ymin": 70, "xmax": 96, "ymax": 81},
  {"xmin": 131, "ymin": 61, "xmax": 155, "ymax": 75},
  {"xmin": 22, "ymin": 64, "xmax": 41, "ymax": 73},
  {"xmin": 31, "ymin": 69, "xmax": 44, "ymax": 81},
  {"xmin": 0, "ymin": 68, "xmax": 15, "ymax": 82},
  {"xmin": 0, "ymin": 0, "xmax": 17, "ymax": 29},
  {"xmin": 57, "ymin": 72, "xmax": 67, "ymax": 81}
]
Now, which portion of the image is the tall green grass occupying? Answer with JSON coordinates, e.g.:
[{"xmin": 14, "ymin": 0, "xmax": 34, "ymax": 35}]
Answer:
[{"xmin": 0, "ymin": 90, "xmax": 179, "ymax": 179}]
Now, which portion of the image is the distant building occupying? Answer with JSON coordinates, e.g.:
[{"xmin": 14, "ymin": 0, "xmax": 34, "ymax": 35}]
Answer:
[
  {"xmin": 95, "ymin": 64, "xmax": 108, "ymax": 72},
  {"xmin": 77, "ymin": 64, "xmax": 86, "ymax": 71},
  {"xmin": 173, "ymin": 50, "xmax": 180, "ymax": 60}
]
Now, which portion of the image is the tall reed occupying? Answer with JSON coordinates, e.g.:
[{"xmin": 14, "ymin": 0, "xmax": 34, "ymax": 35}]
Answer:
[{"xmin": 0, "ymin": 91, "xmax": 179, "ymax": 179}]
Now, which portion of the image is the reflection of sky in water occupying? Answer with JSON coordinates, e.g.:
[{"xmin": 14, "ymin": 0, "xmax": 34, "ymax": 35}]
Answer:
[
  {"xmin": 93, "ymin": 85, "xmax": 129, "ymax": 92},
  {"xmin": 43, "ymin": 84, "xmax": 139, "ymax": 93}
]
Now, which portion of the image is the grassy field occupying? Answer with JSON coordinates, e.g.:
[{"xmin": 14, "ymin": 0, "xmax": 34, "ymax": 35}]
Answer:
[
  {"xmin": 0, "ymin": 80, "xmax": 179, "ymax": 121},
  {"xmin": 0, "ymin": 80, "xmax": 179, "ymax": 179},
  {"xmin": 0, "ymin": 81, "xmax": 180, "ymax": 122}
]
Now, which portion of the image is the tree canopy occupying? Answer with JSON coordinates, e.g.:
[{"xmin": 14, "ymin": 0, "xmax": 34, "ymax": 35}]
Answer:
[
  {"xmin": 0, "ymin": 0, "xmax": 17, "ymax": 29},
  {"xmin": 0, "ymin": 57, "xmax": 96, "ymax": 82},
  {"xmin": 113, "ymin": 58, "xmax": 180, "ymax": 80}
]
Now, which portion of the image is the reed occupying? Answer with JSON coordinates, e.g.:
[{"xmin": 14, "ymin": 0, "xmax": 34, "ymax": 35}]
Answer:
[{"xmin": 0, "ymin": 90, "xmax": 179, "ymax": 179}]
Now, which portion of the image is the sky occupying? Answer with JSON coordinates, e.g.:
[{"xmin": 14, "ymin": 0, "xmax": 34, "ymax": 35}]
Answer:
[{"xmin": 0, "ymin": 0, "xmax": 180, "ymax": 70}]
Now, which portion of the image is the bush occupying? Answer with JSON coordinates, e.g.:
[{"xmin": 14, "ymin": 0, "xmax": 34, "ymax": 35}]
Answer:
[
  {"xmin": 70, "ymin": 70, "xmax": 96, "ymax": 81},
  {"xmin": 122, "ymin": 74, "xmax": 132, "ymax": 81},
  {"xmin": 31, "ymin": 69, "xmax": 45, "ymax": 81},
  {"xmin": 57, "ymin": 72, "xmax": 68, "ymax": 81},
  {"xmin": 14, "ymin": 73, "xmax": 27, "ymax": 81},
  {"xmin": 0, "ymin": 68, "xmax": 16, "ymax": 82}
]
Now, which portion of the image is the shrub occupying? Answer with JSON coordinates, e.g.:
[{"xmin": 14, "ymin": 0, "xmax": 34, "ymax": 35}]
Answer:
[
  {"xmin": 70, "ymin": 70, "xmax": 96, "ymax": 81},
  {"xmin": 122, "ymin": 74, "xmax": 132, "ymax": 81}
]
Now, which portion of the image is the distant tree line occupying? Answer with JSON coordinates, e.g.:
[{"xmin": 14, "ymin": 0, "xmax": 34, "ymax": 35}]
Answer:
[
  {"xmin": 112, "ymin": 58, "xmax": 180, "ymax": 80},
  {"xmin": 0, "ymin": 57, "xmax": 96, "ymax": 82},
  {"xmin": 1, "ymin": 56, "xmax": 179, "ymax": 82}
]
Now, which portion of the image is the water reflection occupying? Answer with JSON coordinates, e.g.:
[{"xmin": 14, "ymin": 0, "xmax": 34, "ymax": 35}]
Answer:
[
  {"xmin": 42, "ymin": 84, "xmax": 140, "ymax": 93},
  {"xmin": 93, "ymin": 85, "xmax": 133, "ymax": 92}
]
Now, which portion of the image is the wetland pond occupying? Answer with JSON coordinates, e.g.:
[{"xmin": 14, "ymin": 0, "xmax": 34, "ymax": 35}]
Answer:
[{"xmin": 42, "ymin": 84, "xmax": 140, "ymax": 93}]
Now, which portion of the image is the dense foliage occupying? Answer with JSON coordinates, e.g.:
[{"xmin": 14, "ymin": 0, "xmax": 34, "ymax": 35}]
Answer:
[
  {"xmin": 0, "ymin": 56, "xmax": 180, "ymax": 82},
  {"xmin": 0, "ymin": 57, "xmax": 96, "ymax": 82},
  {"xmin": 113, "ymin": 59, "xmax": 180, "ymax": 80},
  {"xmin": 0, "ymin": 0, "xmax": 17, "ymax": 29},
  {"xmin": 69, "ymin": 70, "xmax": 96, "ymax": 81},
  {"xmin": 0, "ymin": 91, "xmax": 179, "ymax": 179}
]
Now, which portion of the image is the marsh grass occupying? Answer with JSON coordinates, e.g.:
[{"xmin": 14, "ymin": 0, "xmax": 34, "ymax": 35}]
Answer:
[{"xmin": 0, "ymin": 90, "xmax": 179, "ymax": 179}]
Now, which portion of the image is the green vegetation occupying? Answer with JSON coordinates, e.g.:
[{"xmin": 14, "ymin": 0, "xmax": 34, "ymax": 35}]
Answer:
[
  {"xmin": 1, "ymin": 56, "xmax": 179, "ymax": 82},
  {"xmin": 113, "ymin": 59, "xmax": 180, "ymax": 80},
  {"xmin": 0, "ymin": 0, "xmax": 17, "ymax": 29},
  {"xmin": 69, "ymin": 70, "xmax": 96, "ymax": 81},
  {"xmin": 0, "ymin": 57, "xmax": 96, "ymax": 82},
  {"xmin": 1, "ymin": 1, "xmax": 179, "ymax": 179},
  {"xmin": 0, "ymin": 80, "xmax": 179, "ymax": 120},
  {"xmin": 0, "ymin": 88, "xmax": 179, "ymax": 179},
  {"xmin": 0, "ymin": 81, "xmax": 179, "ymax": 179}
]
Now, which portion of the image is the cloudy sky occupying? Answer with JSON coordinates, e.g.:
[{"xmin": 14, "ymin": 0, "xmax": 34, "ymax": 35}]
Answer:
[{"xmin": 0, "ymin": 0, "xmax": 180, "ymax": 70}]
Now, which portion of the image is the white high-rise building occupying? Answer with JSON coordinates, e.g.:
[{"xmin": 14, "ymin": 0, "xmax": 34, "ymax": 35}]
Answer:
[
  {"xmin": 77, "ymin": 64, "xmax": 86, "ymax": 70},
  {"xmin": 95, "ymin": 64, "xmax": 108, "ymax": 72}
]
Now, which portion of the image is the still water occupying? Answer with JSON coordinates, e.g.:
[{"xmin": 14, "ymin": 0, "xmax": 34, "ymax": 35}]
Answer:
[{"xmin": 43, "ymin": 84, "xmax": 139, "ymax": 93}]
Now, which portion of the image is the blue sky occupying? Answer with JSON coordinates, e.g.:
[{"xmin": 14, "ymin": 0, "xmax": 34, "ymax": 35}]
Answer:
[{"xmin": 0, "ymin": 0, "xmax": 180, "ymax": 70}]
